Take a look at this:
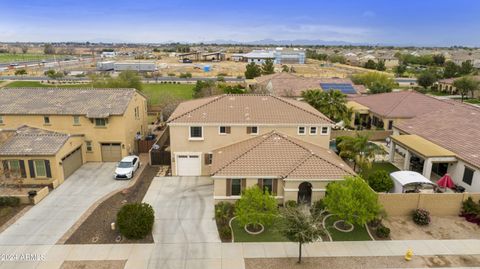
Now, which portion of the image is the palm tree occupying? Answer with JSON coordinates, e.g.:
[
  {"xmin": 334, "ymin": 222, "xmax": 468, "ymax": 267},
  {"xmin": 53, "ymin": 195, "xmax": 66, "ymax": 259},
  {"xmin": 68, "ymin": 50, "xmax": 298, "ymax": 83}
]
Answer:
[
  {"xmin": 301, "ymin": 89, "xmax": 349, "ymax": 123},
  {"xmin": 337, "ymin": 133, "xmax": 379, "ymax": 172}
]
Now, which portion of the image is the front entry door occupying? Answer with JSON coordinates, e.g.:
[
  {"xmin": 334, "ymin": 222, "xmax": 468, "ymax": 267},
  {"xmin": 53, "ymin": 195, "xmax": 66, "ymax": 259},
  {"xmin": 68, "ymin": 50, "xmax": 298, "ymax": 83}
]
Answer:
[{"xmin": 298, "ymin": 182, "xmax": 312, "ymax": 205}]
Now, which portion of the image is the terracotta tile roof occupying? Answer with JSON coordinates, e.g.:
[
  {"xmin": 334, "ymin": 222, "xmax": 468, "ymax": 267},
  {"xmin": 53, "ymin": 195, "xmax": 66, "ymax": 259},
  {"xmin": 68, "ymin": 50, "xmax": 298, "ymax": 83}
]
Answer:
[
  {"xmin": 395, "ymin": 102, "xmax": 480, "ymax": 168},
  {"xmin": 167, "ymin": 94, "xmax": 332, "ymax": 125},
  {"xmin": 0, "ymin": 126, "xmax": 71, "ymax": 156},
  {"xmin": 210, "ymin": 131, "xmax": 354, "ymax": 179},
  {"xmin": 0, "ymin": 88, "xmax": 140, "ymax": 118},
  {"xmin": 253, "ymin": 73, "xmax": 362, "ymax": 96},
  {"xmin": 348, "ymin": 91, "xmax": 450, "ymax": 118}
]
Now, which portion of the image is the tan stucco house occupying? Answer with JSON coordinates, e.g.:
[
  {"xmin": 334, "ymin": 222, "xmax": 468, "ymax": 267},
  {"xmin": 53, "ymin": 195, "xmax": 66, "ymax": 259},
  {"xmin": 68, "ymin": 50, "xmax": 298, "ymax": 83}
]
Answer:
[
  {"xmin": 0, "ymin": 87, "xmax": 148, "ymax": 185},
  {"xmin": 347, "ymin": 91, "xmax": 449, "ymax": 130},
  {"xmin": 167, "ymin": 94, "xmax": 354, "ymax": 204}
]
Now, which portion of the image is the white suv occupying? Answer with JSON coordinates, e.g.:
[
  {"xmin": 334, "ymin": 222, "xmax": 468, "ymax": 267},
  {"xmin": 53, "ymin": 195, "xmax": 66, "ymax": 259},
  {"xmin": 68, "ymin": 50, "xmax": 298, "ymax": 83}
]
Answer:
[{"xmin": 114, "ymin": 155, "xmax": 140, "ymax": 179}]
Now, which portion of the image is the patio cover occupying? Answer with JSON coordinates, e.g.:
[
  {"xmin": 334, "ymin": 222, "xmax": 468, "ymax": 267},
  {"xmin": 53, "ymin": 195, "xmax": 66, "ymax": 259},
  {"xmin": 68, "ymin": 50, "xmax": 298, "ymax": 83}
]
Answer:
[
  {"xmin": 391, "ymin": 134, "xmax": 456, "ymax": 158},
  {"xmin": 347, "ymin": 101, "xmax": 369, "ymax": 114},
  {"xmin": 390, "ymin": 171, "xmax": 435, "ymax": 193}
]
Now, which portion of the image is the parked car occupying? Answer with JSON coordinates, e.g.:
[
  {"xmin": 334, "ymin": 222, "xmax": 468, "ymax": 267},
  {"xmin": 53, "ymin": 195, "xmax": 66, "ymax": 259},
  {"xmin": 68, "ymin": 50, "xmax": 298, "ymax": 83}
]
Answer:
[{"xmin": 114, "ymin": 155, "xmax": 140, "ymax": 179}]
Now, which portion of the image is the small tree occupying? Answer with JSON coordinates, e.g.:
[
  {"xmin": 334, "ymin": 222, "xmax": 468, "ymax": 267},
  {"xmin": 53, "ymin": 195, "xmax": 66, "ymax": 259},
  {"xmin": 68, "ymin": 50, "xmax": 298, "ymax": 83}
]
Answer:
[
  {"xmin": 244, "ymin": 62, "xmax": 262, "ymax": 79},
  {"xmin": 365, "ymin": 170, "xmax": 394, "ymax": 192},
  {"xmin": 235, "ymin": 186, "xmax": 278, "ymax": 231},
  {"xmin": 453, "ymin": 76, "xmax": 480, "ymax": 101},
  {"xmin": 301, "ymin": 89, "xmax": 351, "ymax": 124},
  {"xmin": 117, "ymin": 203, "xmax": 155, "ymax": 239},
  {"xmin": 281, "ymin": 65, "xmax": 289, "ymax": 72},
  {"xmin": 363, "ymin": 59, "xmax": 376, "ymax": 70},
  {"xmin": 261, "ymin": 59, "xmax": 275, "ymax": 75},
  {"xmin": 324, "ymin": 176, "xmax": 381, "ymax": 226},
  {"xmin": 417, "ymin": 70, "xmax": 437, "ymax": 89},
  {"xmin": 375, "ymin": 60, "xmax": 386, "ymax": 71},
  {"xmin": 21, "ymin": 46, "xmax": 28, "ymax": 54},
  {"xmin": 443, "ymin": 61, "xmax": 459, "ymax": 78},
  {"xmin": 337, "ymin": 133, "xmax": 379, "ymax": 172},
  {"xmin": 351, "ymin": 72, "xmax": 397, "ymax": 94},
  {"xmin": 15, "ymin": 69, "xmax": 27, "ymax": 76},
  {"xmin": 280, "ymin": 206, "xmax": 324, "ymax": 264},
  {"xmin": 44, "ymin": 43, "xmax": 55, "ymax": 55}
]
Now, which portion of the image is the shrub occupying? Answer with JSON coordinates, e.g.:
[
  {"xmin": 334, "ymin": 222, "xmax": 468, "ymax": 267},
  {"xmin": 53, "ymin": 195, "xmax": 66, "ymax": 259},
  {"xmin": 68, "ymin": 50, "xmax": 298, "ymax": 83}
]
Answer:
[
  {"xmin": 0, "ymin": 197, "xmax": 20, "ymax": 207},
  {"xmin": 215, "ymin": 202, "xmax": 235, "ymax": 225},
  {"xmin": 235, "ymin": 186, "xmax": 278, "ymax": 229},
  {"xmin": 179, "ymin": 72, "xmax": 192, "ymax": 78},
  {"xmin": 375, "ymin": 224, "xmax": 390, "ymax": 238},
  {"xmin": 366, "ymin": 170, "xmax": 394, "ymax": 192},
  {"xmin": 117, "ymin": 203, "xmax": 155, "ymax": 239},
  {"xmin": 167, "ymin": 73, "xmax": 176, "ymax": 77},
  {"xmin": 310, "ymin": 199, "xmax": 326, "ymax": 218},
  {"xmin": 218, "ymin": 225, "xmax": 232, "ymax": 239},
  {"xmin": 412, "ymin": 208, "xmax": 431, "ymax": 226},
  {"xmin": 285, "ymin": 200, "xmax": 297, "ymax": 208},
  {"xmin": 462, "ymin": 197, "xmax": 480, "ymax": 215}
]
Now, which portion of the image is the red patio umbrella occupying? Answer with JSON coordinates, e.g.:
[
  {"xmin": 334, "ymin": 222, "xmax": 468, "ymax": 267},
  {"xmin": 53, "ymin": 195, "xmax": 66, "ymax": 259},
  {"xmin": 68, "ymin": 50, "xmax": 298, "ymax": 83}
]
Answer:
[{"xmin": 437, "ymin": 174, "xmax": 455, "ymax": 189}]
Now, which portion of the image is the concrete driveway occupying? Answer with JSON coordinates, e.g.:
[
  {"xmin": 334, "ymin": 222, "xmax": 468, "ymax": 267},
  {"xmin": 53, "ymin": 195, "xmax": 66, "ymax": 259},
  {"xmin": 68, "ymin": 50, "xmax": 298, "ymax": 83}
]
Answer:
[
  {"xmin": 143, "ymin": 176, "xmax": 220, "ymax": 244},
  {"xmin": 0, "ymin": 162, "xmax": 130, "ymax": 245}
]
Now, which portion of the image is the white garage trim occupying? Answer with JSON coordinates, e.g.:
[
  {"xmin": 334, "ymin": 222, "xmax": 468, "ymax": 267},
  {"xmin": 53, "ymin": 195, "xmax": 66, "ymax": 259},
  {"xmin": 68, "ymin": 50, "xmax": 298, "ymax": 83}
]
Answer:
[{"xmin": 175, "ymin": 152, "xmax": 202, "ymax": 176}]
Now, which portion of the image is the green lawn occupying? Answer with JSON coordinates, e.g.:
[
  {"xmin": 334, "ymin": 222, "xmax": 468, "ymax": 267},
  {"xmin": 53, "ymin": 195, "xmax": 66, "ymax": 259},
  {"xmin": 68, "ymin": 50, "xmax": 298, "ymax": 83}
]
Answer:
[
  {"xmin": 0, "ymin": 53, "xmax": 71, "ymax": 63},
  {"xmin": 324, "ymin": 215, "xmax": 372, "ymax": 241},
  {"xmin": 361, "ymin": 162, "xmax": 399, "ymax": 178},
  {"xmin": 465, "ymin": 99, "xmax": 480, "ymax": 104},
  {"xmin": 142, "ymin": 83, "xmax": 194, "ymax": 104},
  {"xmin": 231, "ymin": 218, "xmax": 289, "ymax": 242},
  {"xmin": 3, "ymin": 81, "xmax": 195, "ymax": 105}
]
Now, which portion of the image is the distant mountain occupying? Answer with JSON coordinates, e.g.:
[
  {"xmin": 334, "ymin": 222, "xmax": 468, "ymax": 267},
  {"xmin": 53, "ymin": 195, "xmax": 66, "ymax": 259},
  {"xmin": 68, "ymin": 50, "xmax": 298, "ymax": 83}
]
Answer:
[{"xmin": 191, "ymin": 39, "xmax": 368, "ymax": 46}]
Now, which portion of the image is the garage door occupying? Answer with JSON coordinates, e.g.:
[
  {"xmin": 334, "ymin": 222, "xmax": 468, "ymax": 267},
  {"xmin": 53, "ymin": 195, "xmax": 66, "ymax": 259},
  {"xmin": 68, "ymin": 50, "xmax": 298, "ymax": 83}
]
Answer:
[
  {"xmin": 101, "ymin": 143, "xmax": 122, "ymax": 162},
  {"xmin": 176, "ymin": 154, "xmax": 201, "ymax": 176},
  {"xmin": 62, "ymin": 147, "xmax": 83, "ymax": 179}
]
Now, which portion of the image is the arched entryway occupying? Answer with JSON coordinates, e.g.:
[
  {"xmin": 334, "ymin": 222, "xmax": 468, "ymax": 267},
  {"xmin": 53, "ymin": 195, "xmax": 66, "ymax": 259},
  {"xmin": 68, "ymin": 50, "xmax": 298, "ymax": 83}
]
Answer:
[{"xmin": 297, "ymin": 182, "xmax": 312, "ymax": 205}]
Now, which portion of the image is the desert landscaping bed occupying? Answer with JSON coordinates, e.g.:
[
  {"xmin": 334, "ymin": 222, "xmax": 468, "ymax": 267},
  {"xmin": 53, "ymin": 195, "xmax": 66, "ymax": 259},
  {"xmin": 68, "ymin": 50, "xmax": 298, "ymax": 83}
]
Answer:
[
  {"xmin": 245, "ymin": 255, "xmax": 480, "ymax": 269},
  {"xmin": 65, "ymin": 165, "xmax": 159, "ymax": 244},
  {"xmin": 384, "ymin": 216, "xmax": 480, "ymax": 240}
]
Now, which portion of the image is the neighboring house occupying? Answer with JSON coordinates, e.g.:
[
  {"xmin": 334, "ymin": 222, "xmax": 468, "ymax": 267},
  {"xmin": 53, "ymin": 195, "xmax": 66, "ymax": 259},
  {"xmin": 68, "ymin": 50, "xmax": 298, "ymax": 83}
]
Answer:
[
  {"xmin": 0, "ymin": 88, "xmax": 148, "ymax": 185},
  {"xmin": 0, "ymin": 126, "xmax": 84, "ymax": 185},
  {"xmin": 389, "ymin": 102, "xmax": 480, "ymax": 192},
  {"xmin": 211, "ymin": 131, "xmax": 354, "ymax": 204},
  {"xmin": 436, "ymin": 76, "xmax": 480, "ymax": 98},
  {"xmin": 347, "ymin": 91, "xmax": 449, "ymax": 130},
  {"xmin": 167, "ymin": 94, "xmax": 353, "ymax": 203},
  {"xmin": 250, "ymin": 73, "xmax": 365, "ymax": 97},
  {"xmin": 395, "ymin": 78, "xmax": 418, "ymax": 87}
]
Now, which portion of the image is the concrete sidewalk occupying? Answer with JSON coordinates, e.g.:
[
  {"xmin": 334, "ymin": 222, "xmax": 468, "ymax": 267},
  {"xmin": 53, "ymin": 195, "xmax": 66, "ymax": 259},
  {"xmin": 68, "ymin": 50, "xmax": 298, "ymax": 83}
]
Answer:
[{"xmin": 0, "ymin": 240, "xmax": 479, "ymax": 269}]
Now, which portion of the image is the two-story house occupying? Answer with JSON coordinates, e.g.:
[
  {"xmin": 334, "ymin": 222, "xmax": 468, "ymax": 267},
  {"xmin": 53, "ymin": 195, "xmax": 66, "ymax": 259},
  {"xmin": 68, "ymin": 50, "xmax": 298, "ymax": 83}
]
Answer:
[
  {"xmin": 167, "ymin": 94, "xmax": 354, "ymax": 204},
  {"xmin": 0, "ymin": 88, "xmax": 148, "ymax": 185}
]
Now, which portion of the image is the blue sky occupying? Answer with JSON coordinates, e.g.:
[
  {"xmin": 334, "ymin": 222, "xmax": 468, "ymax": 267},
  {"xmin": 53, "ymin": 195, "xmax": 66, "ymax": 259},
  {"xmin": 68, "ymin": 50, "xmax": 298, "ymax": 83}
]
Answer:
[{"xmin": 0, "ymin": 0, "xmax": 479, "ymax": 46}]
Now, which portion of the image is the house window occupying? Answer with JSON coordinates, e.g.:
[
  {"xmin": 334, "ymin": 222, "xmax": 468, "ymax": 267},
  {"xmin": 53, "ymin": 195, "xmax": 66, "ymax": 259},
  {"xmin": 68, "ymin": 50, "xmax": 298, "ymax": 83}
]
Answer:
[
  {"xmin": 43, "ymin": 116, "xmax": 50, "ymax": 125},
  {"xmin": 190, "ymin": 126, "xmax": 203, "ymax": 139},
  {"xmin": 219, "ymin": 126, "xmax": 231, "ymax": 135},
  {"xmin": 262, "ymin": 179, "xmax": 273, "ymax": 194},
  {"xmin": 86, "ymin": 141, "xmax": 93, "ymax": 152},
  {"xmin": 321, "ymin": 126, "xmax": 329, "ymax": 135},
  {"xmin": 134, "ymin": 106, "xmax": 139, "ymax": 119},
  {"xmin": 246, "ymin": 126, "xmax": 258, "ymax": 135},
  {"xmin": 95, "ymin": 118, "xmax": 107, "ymax": 127},
  {"xmin": 0, "ymin": 115, "xmax": 3, "ymax": 124},
  {"xmin": 34, "ymin": 160, "xmax": 47, "ymax": 178},
  {"xmin": 73, "ymin": 116, "xmax": 80, "ymax": 125},
  {"xmin": 231, "ymin": 179, "xmax": 242, "ymax": 196},
  {"xmin": 388, "ymin": 120, "xmax": 394, "ymax": 130},
  {"xmin": 298, "ymin": 126, "xmax": 306, "ymax": 135},
  {"xmin": 463, "ymin": 166, "xmax": 475, "ymax": 186},
  {"xmin": 310, "ymin": 127, "xmax": 317, "ymax": 135},
  {"xmin": 204, "ymin": 153, "xmax": 212, "ymax": 165},
  {"xmin": 7, "ymin": 160, "xmax": 20, "ymax": 174}
]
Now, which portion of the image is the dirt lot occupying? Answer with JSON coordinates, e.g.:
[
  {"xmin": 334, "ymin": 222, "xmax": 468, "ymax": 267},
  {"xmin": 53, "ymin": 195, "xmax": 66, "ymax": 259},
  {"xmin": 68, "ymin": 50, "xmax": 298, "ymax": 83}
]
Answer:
[
  {"xmin": 246, "ymin": 255, "xmax": 480, "ymax": 269},
  {"xmin": 65, "ymin": 165, "xmax": 159, "ymax": 244},
  {"xmin": 384, "ymin": 216, "xmax": 480, "ymax": 240}
]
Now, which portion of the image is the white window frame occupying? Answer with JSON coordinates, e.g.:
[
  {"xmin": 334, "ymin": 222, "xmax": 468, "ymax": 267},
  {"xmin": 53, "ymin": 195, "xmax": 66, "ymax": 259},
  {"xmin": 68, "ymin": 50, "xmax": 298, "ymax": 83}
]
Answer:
[
  {"xmin": 297, "ymin": 126, "xmax": 306, "ymax": 135},
  {"xmin": 189, "ymin": 126, "xmax": 204, "ymax": 140},
  {"xmin": 33, "ymin": 160, "xmax": 47, "ymax": 178},
  {"xmin": 73, "ymin": 116, "xmax": 80, "ymax": 125},
  {"xmin": 320, "ymin": 126, "xmax": 330, "ymax": 135},
  {"xmin": 310, "ymin": 126, "xmax": 317, "ymax": 135}
]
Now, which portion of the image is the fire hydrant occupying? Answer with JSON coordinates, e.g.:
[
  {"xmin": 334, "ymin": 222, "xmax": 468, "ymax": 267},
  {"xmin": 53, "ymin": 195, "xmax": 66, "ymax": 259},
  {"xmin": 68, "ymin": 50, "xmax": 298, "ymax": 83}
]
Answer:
[{"xmin": 405, "ymin": 248, "xmax": 413, "ymax": 261}]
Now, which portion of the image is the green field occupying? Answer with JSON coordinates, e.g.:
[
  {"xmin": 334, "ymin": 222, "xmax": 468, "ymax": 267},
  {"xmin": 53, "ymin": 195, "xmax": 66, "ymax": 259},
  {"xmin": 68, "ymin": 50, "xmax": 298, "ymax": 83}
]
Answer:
[
  {"xmin": 2, "ymin": 81, "xmax": 195, "ymax": 105},
  {"xmin": 465, "ymin": 98, "xmax": 480, "ymax": 104},
  {"xmin": 0, "ymin": 53, "xmax": 71, "ymax": 63},
  {"xmin": 361, "ymin": 162, "xmax": 399, "ymax": 179}
]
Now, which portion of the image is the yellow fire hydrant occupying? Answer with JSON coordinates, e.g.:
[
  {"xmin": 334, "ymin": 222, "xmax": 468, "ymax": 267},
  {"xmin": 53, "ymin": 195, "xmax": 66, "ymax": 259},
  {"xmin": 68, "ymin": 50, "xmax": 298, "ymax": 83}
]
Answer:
[{"xmin": 405, "ymin": 248, "xmax": 413, "ymax": 261}]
